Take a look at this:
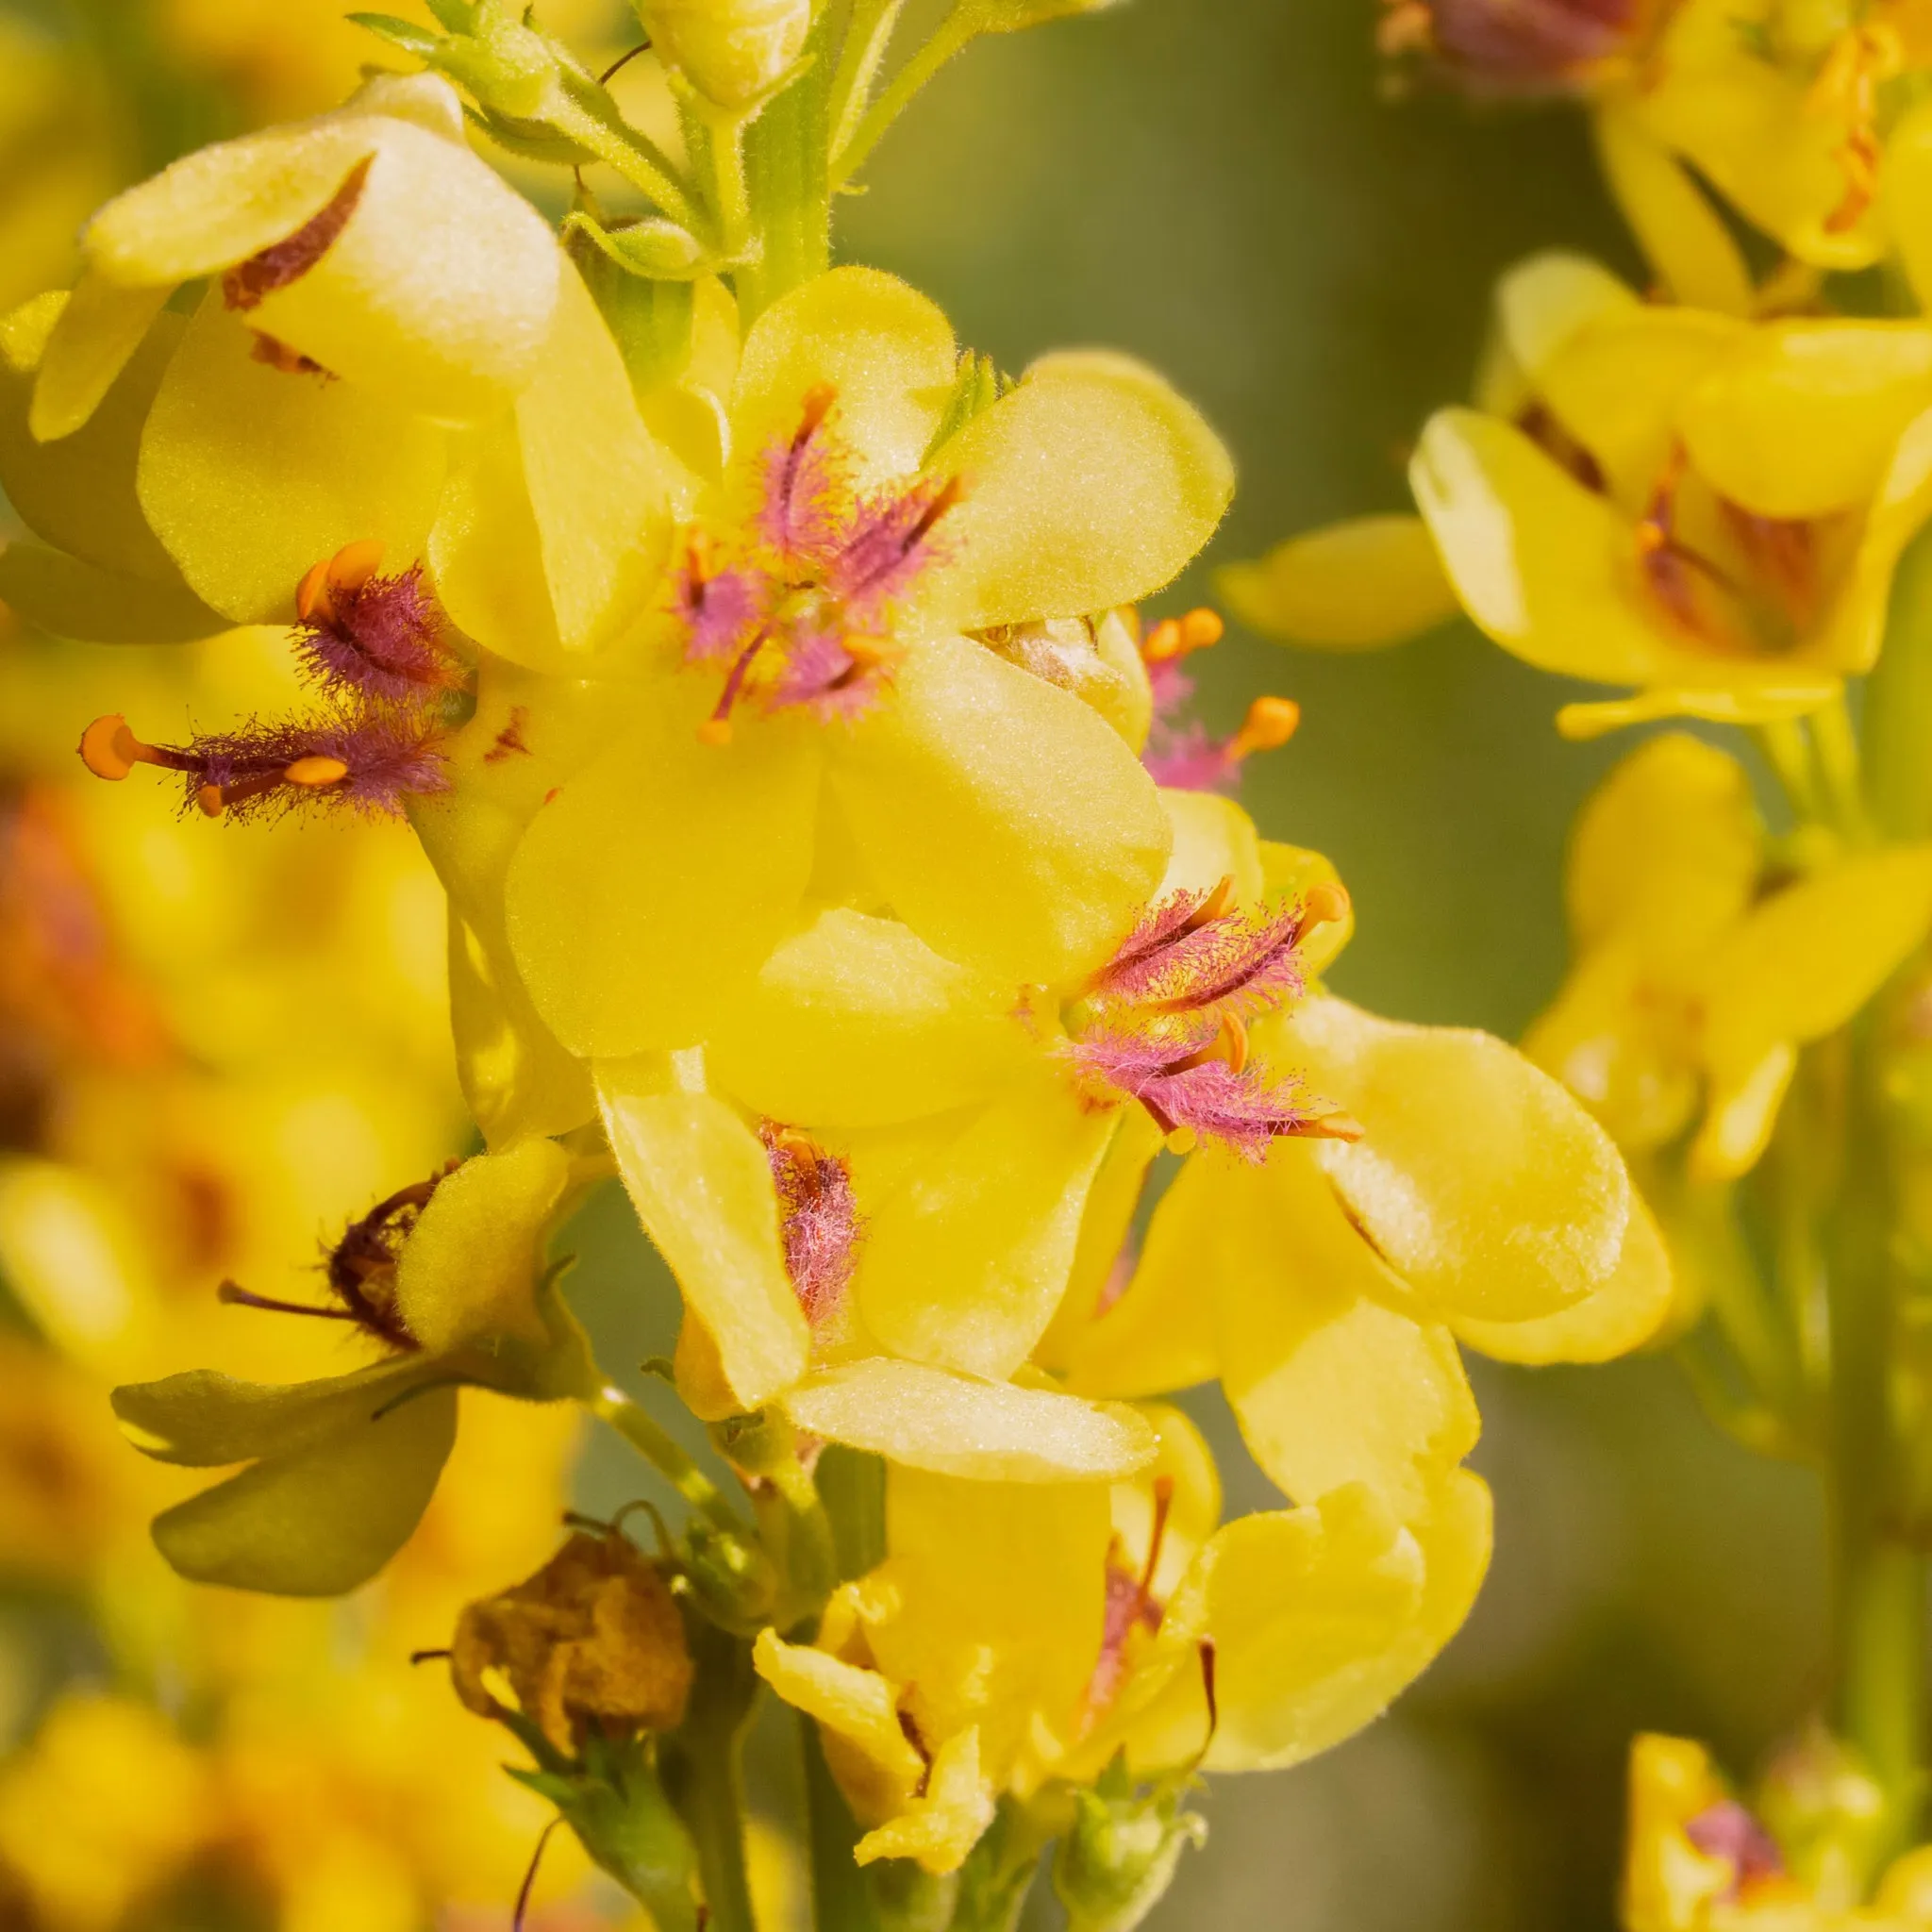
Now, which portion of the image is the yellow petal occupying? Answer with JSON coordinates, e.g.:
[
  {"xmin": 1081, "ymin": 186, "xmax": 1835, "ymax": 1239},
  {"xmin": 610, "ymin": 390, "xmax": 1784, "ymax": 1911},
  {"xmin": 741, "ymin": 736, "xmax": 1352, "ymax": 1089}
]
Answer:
[
  {"xmin": 1811, "ymin": 406, "xmax": 1932, "ymax": 678},
  {"xmin": 1409, "ymin": 408, "xmax": 1683, "ymax": 687},
  {"xmin": 1034, "ymin": 1105, "xmax": 1163, "ymax": 1374},
  {"xmin": 82, "ymin": 118, "xmax": 384, "ymax": 286},
  {"xmin": 751, "ymin": 1629, "xmax": 925, "ymax": 1815},
  {"xmin": 874, "ymin": 1467, "xmax": 1110, "ymax": 1776},
  {"xmin": 854, "ymin": 1729, "xmax": 995, "ymax": 1875},
  {"xmin": 1492, "ymin": 250, "xmax": 1641, "ymax": 386},
  {"xmin": 1590, "ymin": 105, "xmax": 1754, "ymax": 316},
  {"xmin": 428, "ymin": 415, "xmax": 561, "ymax": 668},
  {"xmin": 1565, "ymin": 731, "xmax": 1760, "ymax": 962},
  {"xmin": 1678, "ymin": 322, "xmax": 1932, "ymax": 521},
  {"xmin": 1169, "ymin": 1473, "xmax": 1491, "ymax": 1775},
  {"xmin": 1213, "ymin": 1143, "xmax": 1479, "ymax": 1519},
  {"xmin": 87, "ymin": 101, "xmax": 560, "ymax": 421},
  {"xmin": 1696, "ymin": 844, "xmax": 1932, "ymax": 1075},
  {"xmin": 1158, "ymin": 787, "xmax": 1265, "ymax": 905},
  {"xmin": 1888, "ymin": 96, "xmax": 1932, "ymax": 319},
  {"xmin": 1, "ymin": 302, "xmax": 181, "ymax": 580},
  {"xmin": 445, "ymin": 906, "xmax": 598, "ymax": 1148},
  {"xmin": 1215, "ymin": 514, "xmax": 1458, "ymax": 650},
  {"xmin": 28, "ymin": 272, "xmax": 173, "ymax": 441},
  {"xmin": 1624, "ymin": 1733, "xmax": 1739, "ymax": 1932},
  {"xmin": 393, "ymin": 1138, "xmax": 572, "ymax": 1355},
  {"xmin": 1279, "ymin": 995, "xmax": 1634, "ymax": 1322},
  {"xmin": 410, "ymin": 655, "xmax": 621, "ymax": 1144},
  {"xmin": 1522, "ymin": 945, "xmax": 1701, "ymax": 1154},
  {"xmin": 1058, "ymin": 1149, "xmax": 1222, "ymax": 1399},
  {"xmin": 730, "ymin": 266, "xmax": 958, "ymax": 492},
  {"xmin": 150, "ymin": 1380, "xmax": 458, "ymax": 1596},
  {"xmin": 704, "ymin": 908, "xmax": 1030, "ymax": 1129},
  {"xmin": 830, "ymin": 630, "xmax": 1171, "ymax": 987},
  {"xmin": 0, "ymin": 544, "xmax": 225, "ymax": 645},
  {"xmin": 781, "ymin": 1359, "xmax": 1156, "ymax": 1481},
  {"xmin": 1534, "ymin": 306, "xmax": 1743, "ymax": 508},
  {"xmin": 1451, "ymin": 1189, "xmax": 1674, "ymax": 1364},
  {"xmin": 136, "ymin": 288, "xmax": 445, "ymax": 622},
  {"xmin": 597, "ymin": 1067, "xmax": 811, "ymax": 1412},
  {"xmin": 922, "ymin": 350, "xmax": 1234, "ymax": 628},
  {"xmin": 1691, "ymin": 1041, "xmax": 1797, "ymax": 1183},
  {"xmin": 1637, "ymin": 12, "xmax": 1882, "ymax": 268},
  {"xmin": 855, "ymin": 1074, "xmax": 1116, "ymax": 1378},
  {"xmin": 505, "ymin": 686, "xmax": 822, "ymax": 1057},
  {"xmin": 1556, "ymin": 680, "xmax": 1840, "ymax": 738},
  {"xmin": 508, "ymin": 262, "xmax": 679, "ymax": 656}
]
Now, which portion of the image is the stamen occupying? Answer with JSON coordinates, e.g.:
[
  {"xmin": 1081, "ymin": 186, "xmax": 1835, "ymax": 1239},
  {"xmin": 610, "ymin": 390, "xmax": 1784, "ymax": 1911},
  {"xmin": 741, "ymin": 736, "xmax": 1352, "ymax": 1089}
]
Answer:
[
  {"xmin": 760, "ymin": 1122, "xmax": 860, "ymax": 1329},
  {"xmin": 1303, "ymin": 880, "xmax": 1351, "ymax": 928},
  {"xmin": 296, "ymin": 539, "xmax": 384, "ymax": 626},
  {"xmin": 1141, "ymin": 608, "xmax": 1224, "ymax": 664},
  {"xmin": 698, "ymin": 625, "xmax": 773, "ymax": 744},
  {"xmin": 217, "ymin": 1279, "xmax": 360, "ymax": 1323},
  {"xmin": 78, "ymin": 716, "xmax": 195, "ymax": 782},
  {"xmin": 1224, "ymin": 695, "xmax": 1301, "ymax": 760},
  {"xmin": 1302, "ymin": 1109, "xmax": 1365, "ymax": 1141}
]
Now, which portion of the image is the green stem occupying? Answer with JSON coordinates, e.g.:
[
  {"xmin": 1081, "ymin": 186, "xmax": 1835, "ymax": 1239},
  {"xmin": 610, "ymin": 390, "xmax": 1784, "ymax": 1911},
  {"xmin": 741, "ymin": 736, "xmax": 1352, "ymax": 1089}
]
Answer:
[
  {"xmin": 741, "ymin": 39, "xmax": 833, "ymax": 321},
  {"xmin": 1756, "ymin": 717, "xmax": 1826, "ymax": 828},
  {"xmin": 709, "ymin": 109, "xmax": 755, "ymax": 257},
  {"xmin": 1867, "ymin": 522, "xmax": 1932, "ymax": 841},
  {"xmin": 676, "ymin": 1731, "xmax": 758, "ymax": 1932},
  {"xmin": 1811, "ymin": 696, "xmax": 1872, "ymax": 845},
  {"xmin": 1826, "ymin": 1031, "xmax": 1926, "ymax": 1881},
  {"xmin": 831, "ymin": 9, "xmax": 976, "ymax": 189},
  {"xmin": 588, "ymin": 1383, "xmax": 743, "ymax": 1532},
  {"xmin": 826, "ymin": 0, "xmax": 909, "ymax": 158}
]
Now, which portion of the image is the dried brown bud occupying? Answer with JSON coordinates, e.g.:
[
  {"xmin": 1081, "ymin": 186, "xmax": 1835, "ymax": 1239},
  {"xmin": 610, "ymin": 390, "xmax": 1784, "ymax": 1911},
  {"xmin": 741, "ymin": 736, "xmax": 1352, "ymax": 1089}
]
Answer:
[{"xmin": 451, "ymin": 1531, "xmax": 693, "ymax": 1756}]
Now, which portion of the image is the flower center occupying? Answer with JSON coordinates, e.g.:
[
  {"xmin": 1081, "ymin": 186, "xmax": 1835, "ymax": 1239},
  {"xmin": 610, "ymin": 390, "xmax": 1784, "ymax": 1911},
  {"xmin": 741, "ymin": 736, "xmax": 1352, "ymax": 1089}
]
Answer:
[
  {"xmin": 672, "ymin": 387, "xmax": 962, "ymax": 742},
  {"xmin": 1060, "ymin": 876, "xmax": 1361, "ymax": 1158}
]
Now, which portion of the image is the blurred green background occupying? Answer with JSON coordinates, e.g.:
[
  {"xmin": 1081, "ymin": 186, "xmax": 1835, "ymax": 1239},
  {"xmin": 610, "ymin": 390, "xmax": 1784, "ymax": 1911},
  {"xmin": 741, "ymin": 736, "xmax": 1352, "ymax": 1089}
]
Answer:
[{"xmin": 0, "ymin": 0, "xmax": 1830, "ymax": 1924}]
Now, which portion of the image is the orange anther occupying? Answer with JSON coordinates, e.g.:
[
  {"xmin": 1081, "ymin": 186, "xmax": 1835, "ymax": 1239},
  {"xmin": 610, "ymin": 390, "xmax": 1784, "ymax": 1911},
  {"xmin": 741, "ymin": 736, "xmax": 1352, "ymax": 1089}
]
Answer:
[
  {"xmin": 295, "ymin": 557, "xmax": 333, "ymax": 624},
  {"xmin": 1303, "ymin": 1109, "xmax": 1365, "ymax": 1142},
  {"xmin": 1178, "ymin": 608, "xmax": 1224, "ymax": 651},
  {"xmin": 1302, "ymin": 880, "xmax": 1351, "ymax": 927},
  {"xmin": 1143, "ymin": 617, "xmax": 1185, "ymax": 661},
  {"xmin": 696, "ymin": 718, "xmax": 734, "ymax": 747},
  {"xmin": 328, "ymin": 539, "xmax": 384, "ymax": 596},
  {"xmin": 283, "ymin": 756, "xmax": 350, "ymax": 790},
  {"xmin": 1227, "ymin": 695, "xmax": 1301, "ymax": 761},
  {"xmin": 196, "ymin": 784, "xmax": 225, "ymax": 819},
  {"xmin": 78, "ymin": 714, "xmax": 146, "ymax": 781}
]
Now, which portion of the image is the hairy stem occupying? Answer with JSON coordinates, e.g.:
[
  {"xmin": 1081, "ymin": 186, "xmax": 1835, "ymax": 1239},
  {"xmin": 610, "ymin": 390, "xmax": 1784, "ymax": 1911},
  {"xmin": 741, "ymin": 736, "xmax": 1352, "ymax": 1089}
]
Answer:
[
  {"xmin": 588, "ymin": 1383, "xmax": 743, "ymax": 1533},
  {"xmin": 1826, "ymin": 1028, "xmax": 1926, "ymax": 1881}
]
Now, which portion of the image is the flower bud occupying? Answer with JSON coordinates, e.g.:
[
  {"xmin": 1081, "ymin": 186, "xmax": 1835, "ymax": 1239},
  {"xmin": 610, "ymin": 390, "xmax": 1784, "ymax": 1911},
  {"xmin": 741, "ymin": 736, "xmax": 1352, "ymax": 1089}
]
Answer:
[
  {"xmin": 633, "ymin": 0, "xmax": 812, "ymax": 109},
  {"xmin": 1052, "ymin": 1765, "xmax": 1207, "ymax": 1932}
]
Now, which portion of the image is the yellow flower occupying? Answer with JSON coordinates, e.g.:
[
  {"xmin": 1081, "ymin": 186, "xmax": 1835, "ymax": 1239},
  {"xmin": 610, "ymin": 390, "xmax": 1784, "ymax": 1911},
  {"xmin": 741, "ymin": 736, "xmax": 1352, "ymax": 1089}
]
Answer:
[
  {"xmin": 4, "ymin": 72, "xmax": 673, "ymax": 658},
  {"xmin": 1414, "ymin": 253, "xmax": 1932, "ymax": 736},
  {"xmin": 1526, "ymin": 732, "xmax": 1932, "ymax": 1180},
  {"xmin": 753, "ymin": 1403, "xmax": 1491, "ymax": 1876},
  {"xmin": 110, "ymin": 1137, "xmax": 596, "ymax": 1594},
  {"xmin": 0, "ymin": 1695, "xmax": 214, "ymax": 1932},
  {"xmin": 476, "ymin": 264, "xmax": 1228, "ymax": 1061},
  {"xmin": 1623, "ymin": 1732, "xmax": 1932, "ymax": 1930}
]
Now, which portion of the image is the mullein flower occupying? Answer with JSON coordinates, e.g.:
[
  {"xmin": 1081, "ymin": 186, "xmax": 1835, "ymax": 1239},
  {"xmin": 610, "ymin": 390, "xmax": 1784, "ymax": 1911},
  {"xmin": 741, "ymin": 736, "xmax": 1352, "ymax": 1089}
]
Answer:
[
  {"xmin": 1526, "ymin": 732, "xmax": 1932, "ymax": 1181},
  {"xmin": 1379, "ymin": 0, "xmax": 1932, "ymax": 283},
  {"xmin": 1623, "ymin": 1732, "xmax": 1932, "ymax": 1929},
  {"xmin": 111, "ymin": 1138, "xmax": 595, "ymax": 1594},
  {"xmin": 596, "ymin": 789, "xmax": 1357, "ymax": 1448},
  {"xmin": 1038, "ymin": 786, "xmax": 1670, "ymax": 1542},
  {"xmin": 1244, "ymin": 253, "xmax": 1932, "ymax": 736},
  {"xmin": 753, "ymin": 1404, "xmax": 1491, "ymax": 1880},
  {"xmin": 495, "ymin": 264, "xmax": 1232, "ymax": 1058},
  {"xmin": 8, "ymin": 72, "xmax": 672, "ymax": 656}
]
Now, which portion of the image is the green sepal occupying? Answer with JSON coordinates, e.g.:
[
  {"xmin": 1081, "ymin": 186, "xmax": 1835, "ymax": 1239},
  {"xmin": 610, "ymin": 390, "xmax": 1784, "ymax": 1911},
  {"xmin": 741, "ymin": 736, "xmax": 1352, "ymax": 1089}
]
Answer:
[
  {"xmin": 345, "ymin": 12, "xmax": 443, "ymax": 58},
  {"xmin": 1050, "ymin": 1757, "xmax": 1207, "ymax": 1932},
  {"xmin": 923, "ymin": 350, "xmax": 1008, "ymax": 465}
]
